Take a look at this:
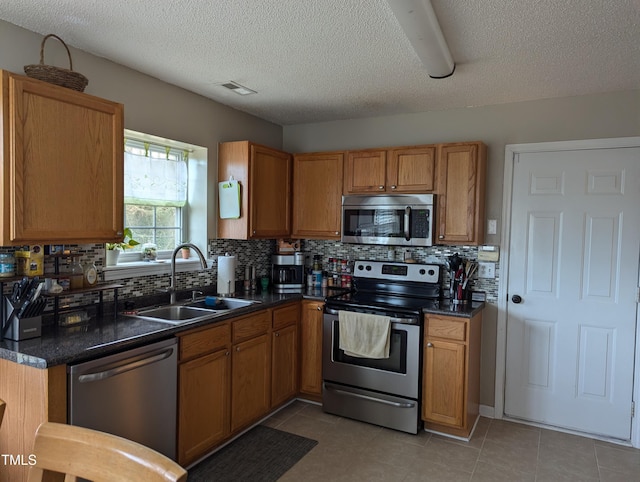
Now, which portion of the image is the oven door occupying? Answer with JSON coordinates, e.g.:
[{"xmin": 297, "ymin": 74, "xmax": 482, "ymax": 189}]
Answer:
[{"xmin": 322, "ymin": 312, "xmax": 421, "ymax": 399}]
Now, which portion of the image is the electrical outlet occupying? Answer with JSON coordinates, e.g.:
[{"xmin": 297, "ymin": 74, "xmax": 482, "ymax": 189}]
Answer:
[{"xmin": 478, "ymin": 262, "xmax": 495, "ymax": 279}]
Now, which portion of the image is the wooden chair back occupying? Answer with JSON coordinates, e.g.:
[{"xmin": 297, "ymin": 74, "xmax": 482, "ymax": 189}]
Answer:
[
  {"xmin": 27, "ymin": 422, "xmax": 187, "ymax": 482},
  {"xmin": 0, "ymin": 398, "xmax": 5, "ymax": 429}
]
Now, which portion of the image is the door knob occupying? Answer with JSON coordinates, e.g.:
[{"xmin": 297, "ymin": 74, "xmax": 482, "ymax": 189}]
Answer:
[{"xmin": 511, "ymin": 294, "xmax": 523, "ymax": 304}]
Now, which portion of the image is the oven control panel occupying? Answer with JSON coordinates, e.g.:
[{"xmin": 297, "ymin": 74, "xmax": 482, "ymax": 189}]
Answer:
[{"xmin": 353, "ymin": 260, "xmax": 440, "ymax": 284}]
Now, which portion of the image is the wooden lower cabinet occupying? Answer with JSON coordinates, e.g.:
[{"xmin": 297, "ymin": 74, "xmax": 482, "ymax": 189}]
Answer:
[
  {"xmin": 422, "ymin": 311, "xmax": 482, "ymax": 439},
  {"xmin": 177, "ymin": 322, "xmax": 231, "ymax": 466},
  {"xmin": 229, "ymin": 309, "xmax": 272, "ymax": 433},
  {"xmin": 0, "ymin": 360, "xmax": 67, "ymax": 482},
  {"xmin": 178, "ymin": 304, "xmax": 302, "ymax": 465},
  {"xmin": 178, "ymin": 348, "xmax": 230, "ymax": 465},
  {"xmin": 299, "ymin": 300, "xmax": 324, "ymax": 400},
  {"xmin": 271, "ymin": 304, "xmax": 300, "ymax": 408},
  {"xmin": 231, "ymin": 333, "xmax": 271, "ymax": 432}
]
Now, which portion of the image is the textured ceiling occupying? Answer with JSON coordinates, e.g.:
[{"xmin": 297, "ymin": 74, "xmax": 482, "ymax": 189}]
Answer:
[{"xmin": 2, "ymin": 0, "xmax": 639, "ymax": 125}]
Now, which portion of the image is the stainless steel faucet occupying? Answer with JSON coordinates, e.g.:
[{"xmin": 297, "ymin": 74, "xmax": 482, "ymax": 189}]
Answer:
[{"xmin": 169, "ymin": 243, "xmax": 208, "ymax": 304}]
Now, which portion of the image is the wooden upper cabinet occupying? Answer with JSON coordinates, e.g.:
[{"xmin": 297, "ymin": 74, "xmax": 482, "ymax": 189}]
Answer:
[
  {"xmin": 0, "ymin": 70, "xmax": 124, "ymax": 245},
  {"xmin": 435, "ymin": 142, "xmax": 487, "ymax": 245},
  {"xmin": 344, "ymin": 145, "xmax": 435, "ymax": 194},
  {"xmin": 387, "ymin": 146, "xmax": 435, "ymax": 192},
  {"xmin": 292, "ymin": 151, "xmax": 344, "ymax": 239},
  {"xmin": 218, "ymin": 141, "xmax": 292, "ymax": 240},
  {"xmin": 344, "ymin": 149, "xmax": 387, "ymax": 193}
]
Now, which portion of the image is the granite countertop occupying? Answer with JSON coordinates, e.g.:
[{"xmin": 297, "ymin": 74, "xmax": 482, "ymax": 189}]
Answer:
[
  {"xmin": 0, "ymin": 290, "xmax": 484, "ymax": 369},
  {"xmin": 0, "ymin": 292, "xmax": 302, "ymax": 369}
]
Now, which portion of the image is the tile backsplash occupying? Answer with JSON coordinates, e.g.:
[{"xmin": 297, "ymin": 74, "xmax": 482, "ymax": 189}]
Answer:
[{"xmin": 1, "ymin": 239, "xmax": 500, "ymax": 315}]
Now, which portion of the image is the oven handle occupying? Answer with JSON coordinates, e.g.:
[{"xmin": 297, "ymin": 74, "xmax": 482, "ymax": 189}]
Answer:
[
  {"xmin": 324, "ymin": 383, "xmax": 416, "ymax": 409},
  {"xmin": 324, "ymin": 307, "xmax": 418, "ymax": 325},
  {"xmin": 404, "ymin": 206, "xmax": 411, "ymax": 241}
]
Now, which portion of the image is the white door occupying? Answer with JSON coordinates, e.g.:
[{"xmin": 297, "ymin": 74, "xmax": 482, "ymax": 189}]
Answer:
[{"xmin": 505, "ymin": 146, "xmax": 640, "ymax": 440}]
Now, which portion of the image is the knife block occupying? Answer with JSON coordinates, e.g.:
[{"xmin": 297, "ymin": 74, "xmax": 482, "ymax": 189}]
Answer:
[{"xmin": 2, "ymin": 297, "xmax": 42, "ymax": 341}]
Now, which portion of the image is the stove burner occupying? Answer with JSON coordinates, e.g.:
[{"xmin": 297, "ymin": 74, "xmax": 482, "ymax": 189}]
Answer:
[{"xmin": 324, "ymin": 260, "xmax": 443, "ymax": 319}]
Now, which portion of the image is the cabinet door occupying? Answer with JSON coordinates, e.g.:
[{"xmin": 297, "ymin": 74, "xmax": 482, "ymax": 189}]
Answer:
[
  {"xmin": 178, "ymin": 348, "xmax": 230, "ymax": 465},
  {"xmin": 422, "ymin": 339, "xmax": 466, "ymax": 428},
  {"xmin": 249, "ymin": 144, "xmax": 292, "ymax": 238},
  {"xmin": 2, "ymin": 72, "xmax": 124, "ymax": 244},
  {"xmin": 436, "ymin": 142, "xmax": 486, "ymax": 245},
  {"xmin": 343, "ymin": 150, "xmax": 386, "ymax": 194},
  {"xmin": 292, "ymin": 152, "xmax": 344, "ymax": 239},
  {"xmin": 271, "ymin": 323, "xmax": 298, "ymax": 408},
  {"xmin": 299, "ymin": 300, "xmax": 324, "ymax": 398},
  {"xmin": 387, "ymin": 146, "xmax": 435, "ymax": 193},
  {"xmin": 230, "ymin": 334, "xmax": 271, "ymax": 432}
]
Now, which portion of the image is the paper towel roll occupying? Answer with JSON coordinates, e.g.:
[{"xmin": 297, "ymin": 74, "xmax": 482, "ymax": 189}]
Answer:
[{"xmin": 217, "ymin": 254, "xmax": 236, "ymax": 295}]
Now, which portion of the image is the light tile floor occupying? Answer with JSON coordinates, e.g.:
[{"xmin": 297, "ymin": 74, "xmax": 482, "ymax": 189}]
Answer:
[{"xmin": 263, "ymin": 400, "xmax": 640, "ymax": 482}]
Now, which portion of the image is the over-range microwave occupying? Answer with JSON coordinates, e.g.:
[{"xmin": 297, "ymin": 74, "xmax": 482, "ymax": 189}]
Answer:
[{"xmin": 341, "ymin": 194, "xmax": 434, "ymax": 246}]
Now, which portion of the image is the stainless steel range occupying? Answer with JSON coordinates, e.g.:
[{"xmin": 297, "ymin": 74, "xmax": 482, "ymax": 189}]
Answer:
[{"xmin": 322, "ymin": 260, "xmax": 441, "ymax": 434}]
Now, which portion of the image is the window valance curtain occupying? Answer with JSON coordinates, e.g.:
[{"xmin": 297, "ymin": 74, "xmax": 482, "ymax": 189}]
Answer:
[{"xmin": 124, "ymin": 142, "xmax": 188, "ymax": 207}]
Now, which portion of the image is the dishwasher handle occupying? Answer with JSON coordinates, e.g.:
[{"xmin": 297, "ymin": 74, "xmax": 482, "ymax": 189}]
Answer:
[{"xmin": 77, "ymin": 347, "xmax": 175, "ymax": 383}]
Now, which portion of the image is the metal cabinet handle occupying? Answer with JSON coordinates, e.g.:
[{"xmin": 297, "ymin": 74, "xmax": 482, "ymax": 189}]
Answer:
[
  {"xmin": 427, "ymin": 342, "xmax": 433, "ymax": 347},
  {"xmin": 390, "ymin": 185, "xmax": 397, "ymax": 190},
  {"xmin": 512, "ymin": 294, "xmax": 523, "ymax": 304},
  {"xmin": 378, "ymin": 185, "xmax": 385, "ymax": 190},
  {"xmin": 225, "ymin": 351, "xmax": 230, "ymax": 356},
  {"xmin": 438, "ymin": 235, "xmax": 444, "ymax": 239},
  {"xmin": 335, "ymin": 231, "xmax": 339, "ymax": 235},
  {"xmin": 275, "ymin": 332, "xmax": 280, "ymax": 337},
  {"xmin": 317, "ymin": 306, "xmax": 322, "ymax": 311},
  {"xmin": 236, "ymin": 346, "xmax": 240, "ymax": 352}
]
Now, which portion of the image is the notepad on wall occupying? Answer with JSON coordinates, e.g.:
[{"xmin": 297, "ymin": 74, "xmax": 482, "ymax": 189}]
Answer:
[{"xmin": 219, "ymin": 180, "xmax": 241, "ymax": 219}]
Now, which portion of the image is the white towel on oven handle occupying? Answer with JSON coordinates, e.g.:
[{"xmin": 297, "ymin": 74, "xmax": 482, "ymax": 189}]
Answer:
[{"xmin": 338, "ymin": 311, "xmax": 391, "ymax": 359}]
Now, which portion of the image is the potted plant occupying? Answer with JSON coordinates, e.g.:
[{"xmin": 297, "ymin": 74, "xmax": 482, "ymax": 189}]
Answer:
[
  {"xmin": 180, "ymin": 240, "xmax": 191, "ymax": 259},
  {"xmin": 105, "ymin": 228, "xmax": 140, "ymax": 266}
]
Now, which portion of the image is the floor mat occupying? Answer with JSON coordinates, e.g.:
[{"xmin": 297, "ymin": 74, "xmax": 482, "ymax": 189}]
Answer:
[{"xmin": 188, "ymin": 425, "xmax": 318, "ymax": 482}]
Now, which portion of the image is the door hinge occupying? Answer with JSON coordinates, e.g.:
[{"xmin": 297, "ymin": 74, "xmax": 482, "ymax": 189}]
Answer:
[
  {"xmin": 632, "ymin": 401, "xmax": 635, "ymax": 418},
  {"xmin": 637, "ymin": 287, "xmax": 640, "ymax": 303}
]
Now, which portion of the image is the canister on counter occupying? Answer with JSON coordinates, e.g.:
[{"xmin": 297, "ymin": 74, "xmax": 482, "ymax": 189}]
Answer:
[
  {"xmin": 15, "ymin": 250, "xmax": 30, "ymax": 276},
  {"xmin": 0, "ymin": 253, "xmax": 16, "ymax": 278}
]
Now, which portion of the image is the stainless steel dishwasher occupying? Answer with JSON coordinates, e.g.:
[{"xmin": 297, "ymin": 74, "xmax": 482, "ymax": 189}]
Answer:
[{"xmin": 69, "ymin": 337, "xmax": 178, "ymax": 460}]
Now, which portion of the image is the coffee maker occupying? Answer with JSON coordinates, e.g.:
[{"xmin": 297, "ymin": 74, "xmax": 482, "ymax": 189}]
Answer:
[{"xmin": 271, "ymin": 253, "xmax": 305, "ymax": 293}]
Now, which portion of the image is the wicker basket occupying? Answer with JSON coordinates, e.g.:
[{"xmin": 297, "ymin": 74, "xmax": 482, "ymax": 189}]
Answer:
[{"xmin": 24, "ymin": 34, "xmax": 88, "ymax": 92}]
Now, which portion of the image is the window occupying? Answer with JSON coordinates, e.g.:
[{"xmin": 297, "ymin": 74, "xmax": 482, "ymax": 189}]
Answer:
[{"xmin": 124, "ymin": 139, "xmax": 188, "ymax": 253}]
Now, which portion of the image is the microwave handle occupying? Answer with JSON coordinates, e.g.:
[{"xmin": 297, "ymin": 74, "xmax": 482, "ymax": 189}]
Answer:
[{"xmin": 404, "ymin": 206, "xmax": 411, "ymax": 241}]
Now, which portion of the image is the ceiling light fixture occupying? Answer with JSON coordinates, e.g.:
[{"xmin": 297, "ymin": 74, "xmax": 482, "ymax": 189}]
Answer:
[
  {"xmin": 221, "ymin": 81, "xmax": 257, "ymax": 95},
  {"xmin": 386, "ymin": 0, "xmax": 455, "ymax": 79}
]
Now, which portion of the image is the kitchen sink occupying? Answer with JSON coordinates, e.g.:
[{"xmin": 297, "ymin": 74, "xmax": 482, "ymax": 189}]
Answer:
[
  {"xmin": 124, "ymin": 297, "xmax": 260, "ymax": 325},
  {"xmin": 130, "ymin": 305, "xmax": 218, "ymax": 324},
  {"xmin": 184, "ymin": 297, "xmax": 260, "ymax": 310}
]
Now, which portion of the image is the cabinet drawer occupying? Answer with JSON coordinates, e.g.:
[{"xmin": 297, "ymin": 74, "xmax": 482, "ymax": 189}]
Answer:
[
  {"xmin": 272, "ymin": 303, "xmax": 299, "ymax": 330},
  {"xmin": 232, "ymin": 310, "xmax": 270, "ymax": 343},
  {"xmin": 426, "ymin": 316, "xmax": 467, "ymax": 342},
  {"xmin": 180, "ymin": 322, "xmax": 230, "ymax": 361}
]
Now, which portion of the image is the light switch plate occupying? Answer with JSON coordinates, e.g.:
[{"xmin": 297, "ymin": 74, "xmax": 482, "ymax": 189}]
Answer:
[
  {"xmin": 478, "ymin": 262, "xmax": 496, "ymax": 279},
  {"xmin": 487, "ymin": 219, "xmax": 497, "ymax": 235}
]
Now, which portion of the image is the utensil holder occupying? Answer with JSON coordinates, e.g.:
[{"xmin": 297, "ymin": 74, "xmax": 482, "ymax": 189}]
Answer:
[{"xmin": 2, "ymin": 296, "xmax": 45, "ymax": 341}]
